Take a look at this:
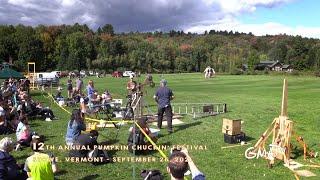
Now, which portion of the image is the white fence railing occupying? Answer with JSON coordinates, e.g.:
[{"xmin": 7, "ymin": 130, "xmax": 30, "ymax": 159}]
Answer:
[{"xmin": 171, "ymin": 103, "xmax": 227, "ymax": 118}]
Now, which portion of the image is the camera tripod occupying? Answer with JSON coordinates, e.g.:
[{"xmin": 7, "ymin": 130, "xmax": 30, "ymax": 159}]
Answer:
[{"xmin": 91, "ymin": 103, "xmax": 121, "ymax": 139}]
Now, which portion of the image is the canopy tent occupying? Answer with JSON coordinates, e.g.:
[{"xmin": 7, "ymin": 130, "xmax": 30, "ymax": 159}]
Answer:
[{"xmin": 0, "ymin": 64, "xmax": 24, "ymax": 79}]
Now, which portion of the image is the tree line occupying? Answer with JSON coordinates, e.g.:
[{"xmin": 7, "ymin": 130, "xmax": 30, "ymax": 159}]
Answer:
[{"xmin": 1, "ymin": 23, "xmax": 320, "ymax": 73}]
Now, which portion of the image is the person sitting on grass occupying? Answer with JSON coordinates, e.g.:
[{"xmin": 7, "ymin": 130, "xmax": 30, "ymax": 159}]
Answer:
[
  {"xmin": 20, "ymin": 96, "xmax": 38, "ymax": 118},
  {"xmin": 0, "ymin": 106, "xmax": 14, "ymax": 135},
  {"xmin": 0, "ymin": 137, "xmax": 28, "ymax": 180},
  {"xmin": 72, "ymin": 92, "xmax": 82, "ymax": 103},
  {"xmin": 128, "ymin": 117, "xmax": 158, "ymax": 154},
  {"xmin": 15, "ymin": 115, "xmax": 32, "ymax": 150},
  {"xmin": 21, "ymin": 78, "xmax": 30, "ymax": 95},
  {"xmin": 101, "ymin": 90, "xmax": 112, "ymax": 105},
  {"xmin": 35, "ymin": 103, "xmax": 57, "ymax": 121},
  {"xmin": 69, "ymin": 130, "xmax": 110, "ymax": 164},
  {"xmin": 167, "ymin": 147, "xmax": 205, "ymax": 180},
  {"xmin": 91, "ymin": 91, "xmax": 101, "ymax": 104},
  {"xmin": 4, "ymin": 97, "xmax": 20, "ymax": 131},
  {"xmin": 54, "ymin": 88, "xmax": 64, "ymax": 102},
  {"xmin": 24, "ymin": 138, "xmax": 57, "ymax": 180},
  {"xmin": 79, "ymin": 95, "xmax": 89, "ymax": 115},
  {"xmin": 85, "ymin": 91, "xmax": 102, "ymax": 115},
  {"xmin": 69, "ymin": 130, "xmax": 99, "ymax": 158},
  {"xmin": 65, "ymin": 109, "xmax": 86, "ymax": 146},
  {"xmin": 17, "ymin": 100, "xmax": 56, "ymax": 121},
  {"xmin": 17, "ymin": 89, "xmax": 25, "ymax": 101}
]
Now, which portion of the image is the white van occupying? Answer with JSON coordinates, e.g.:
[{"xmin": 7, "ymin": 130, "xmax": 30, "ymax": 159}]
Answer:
[
  {"xmin": 36, "ymin": 72, "xmax": 57, "ymax": 79},
  {"xmin": 36, "ymin": 72, "xmax": 59, "ymax": 86}
]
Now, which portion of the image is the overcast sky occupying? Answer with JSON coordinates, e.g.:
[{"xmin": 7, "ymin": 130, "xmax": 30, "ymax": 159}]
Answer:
[{"xmin": 1, "ymin": 0, "xmax": 320, "ymax": 38}]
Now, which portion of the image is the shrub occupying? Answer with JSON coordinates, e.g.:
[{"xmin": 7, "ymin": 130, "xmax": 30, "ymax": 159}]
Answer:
[
  {"xmin": 245, "ymin": 70, "xmax": 258, "ymax": 75},
  {"xmin": 291, "ymin": 70, "xmax": 300, "ymax": 76},
  {"xmin": 230, "ymin": 68, "xmax": 243, "ymax": 75}
]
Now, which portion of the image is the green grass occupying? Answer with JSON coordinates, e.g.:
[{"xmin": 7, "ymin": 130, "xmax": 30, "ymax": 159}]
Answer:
[{"xmin": 2, "ymin": 74, "xmax": 320, "ymax": 180}]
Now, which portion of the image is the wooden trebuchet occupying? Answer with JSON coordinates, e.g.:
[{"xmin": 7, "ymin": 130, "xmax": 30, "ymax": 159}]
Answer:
[{"xmin": 250, "ymin": 79, "xmax": 293, "ymax": 166}]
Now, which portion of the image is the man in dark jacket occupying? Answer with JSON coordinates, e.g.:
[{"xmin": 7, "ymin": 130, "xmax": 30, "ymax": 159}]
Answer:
[
  {"xmin": 154, "ymin": 79, "xmax": 174, "ymax": 133},
  {"xmin": 0, "ymin": 137, "xmax": 27, "ymax": 180}
]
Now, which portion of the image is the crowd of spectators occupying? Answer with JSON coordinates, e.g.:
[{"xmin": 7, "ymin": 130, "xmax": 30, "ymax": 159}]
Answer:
[{"xmin": 0, "ymin": 78, "xmax": 56, "ymax": 136}]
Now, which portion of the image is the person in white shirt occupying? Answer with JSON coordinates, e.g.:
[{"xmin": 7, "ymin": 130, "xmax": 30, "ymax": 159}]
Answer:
[
  {"xmin": 203, "ymin": 66, "xmax": 211, "ymax": 78},
  {"xmin": 203, "ymin": 66, "xmax": 215, "ymax": 78}
]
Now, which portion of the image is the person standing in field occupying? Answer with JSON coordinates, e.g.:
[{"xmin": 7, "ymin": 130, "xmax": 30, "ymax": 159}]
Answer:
[
  {"xmin": 126, "ymin": 75, "xmax": 137, "ymax": 95},
  {"xmin": 76, "ymin": 76, "xmax": 83, "ymax": 94},
  {"xmin": 210, "ymin": 68, "xmax": 215, "ymax": 77},
  {"xmin": 203, "ymin": 66, "xmax": 215, "ymax": 78},
  {"xmin": 86, "ymin": 80, "xmax": 95, "ymax": 102},
  {"xmin": 67, "ymin": 79, "xmax": 73, "ymax": 98},
  {"xmin": 203, "ymin": 66, "xmax": 210, "ymax": 78},
  {"xmin": 154, "ymin": 79, "xmax": 174, "ymax": 133}
]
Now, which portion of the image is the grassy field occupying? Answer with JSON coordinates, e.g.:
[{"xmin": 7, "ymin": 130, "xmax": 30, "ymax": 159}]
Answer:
[{"xmin": 2, "ymin": 73, "xmax": 320, "ymax": 180}]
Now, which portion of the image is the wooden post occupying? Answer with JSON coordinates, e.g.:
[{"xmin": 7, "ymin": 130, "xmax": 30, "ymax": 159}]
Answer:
[
  {"xmin": 281, "ymin": 79, "xmax": 288, "ymax": 117},
  {"xmin": 279, "ymin": 79, "xmax": 288, "ymax": 136}
]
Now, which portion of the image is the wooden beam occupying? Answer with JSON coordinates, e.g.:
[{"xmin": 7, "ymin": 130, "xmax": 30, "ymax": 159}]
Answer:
[{"xmin": 281, "ymin": 79, "xmax": 288, "ymax": 117}]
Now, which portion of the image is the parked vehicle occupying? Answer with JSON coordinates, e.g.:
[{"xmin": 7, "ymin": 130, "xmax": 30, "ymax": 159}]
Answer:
[
  {"xmin": 35, "ymin": 72, "xmax": 59, "ymax": 86},
  {"xmin": 123, "ymin": 71, "xmax": 136, "ymax": 77},
  {"xmin": 80, "ymin": 70, "xmax": 86, "ymax": 78},
  {"xmin": 51, "ymin": 71, "xmax": 61, "ymax": 78},
  {"xmin": 112, "ymin": 71, "xmax": 123, "ymax": 78},
  {"xmin": 89, "ymin": 71, "xmax": 95, "ymax": 76},
  {"xmin": 36, "ymin": 72, "xmax": 58, "ymax": 79}
]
